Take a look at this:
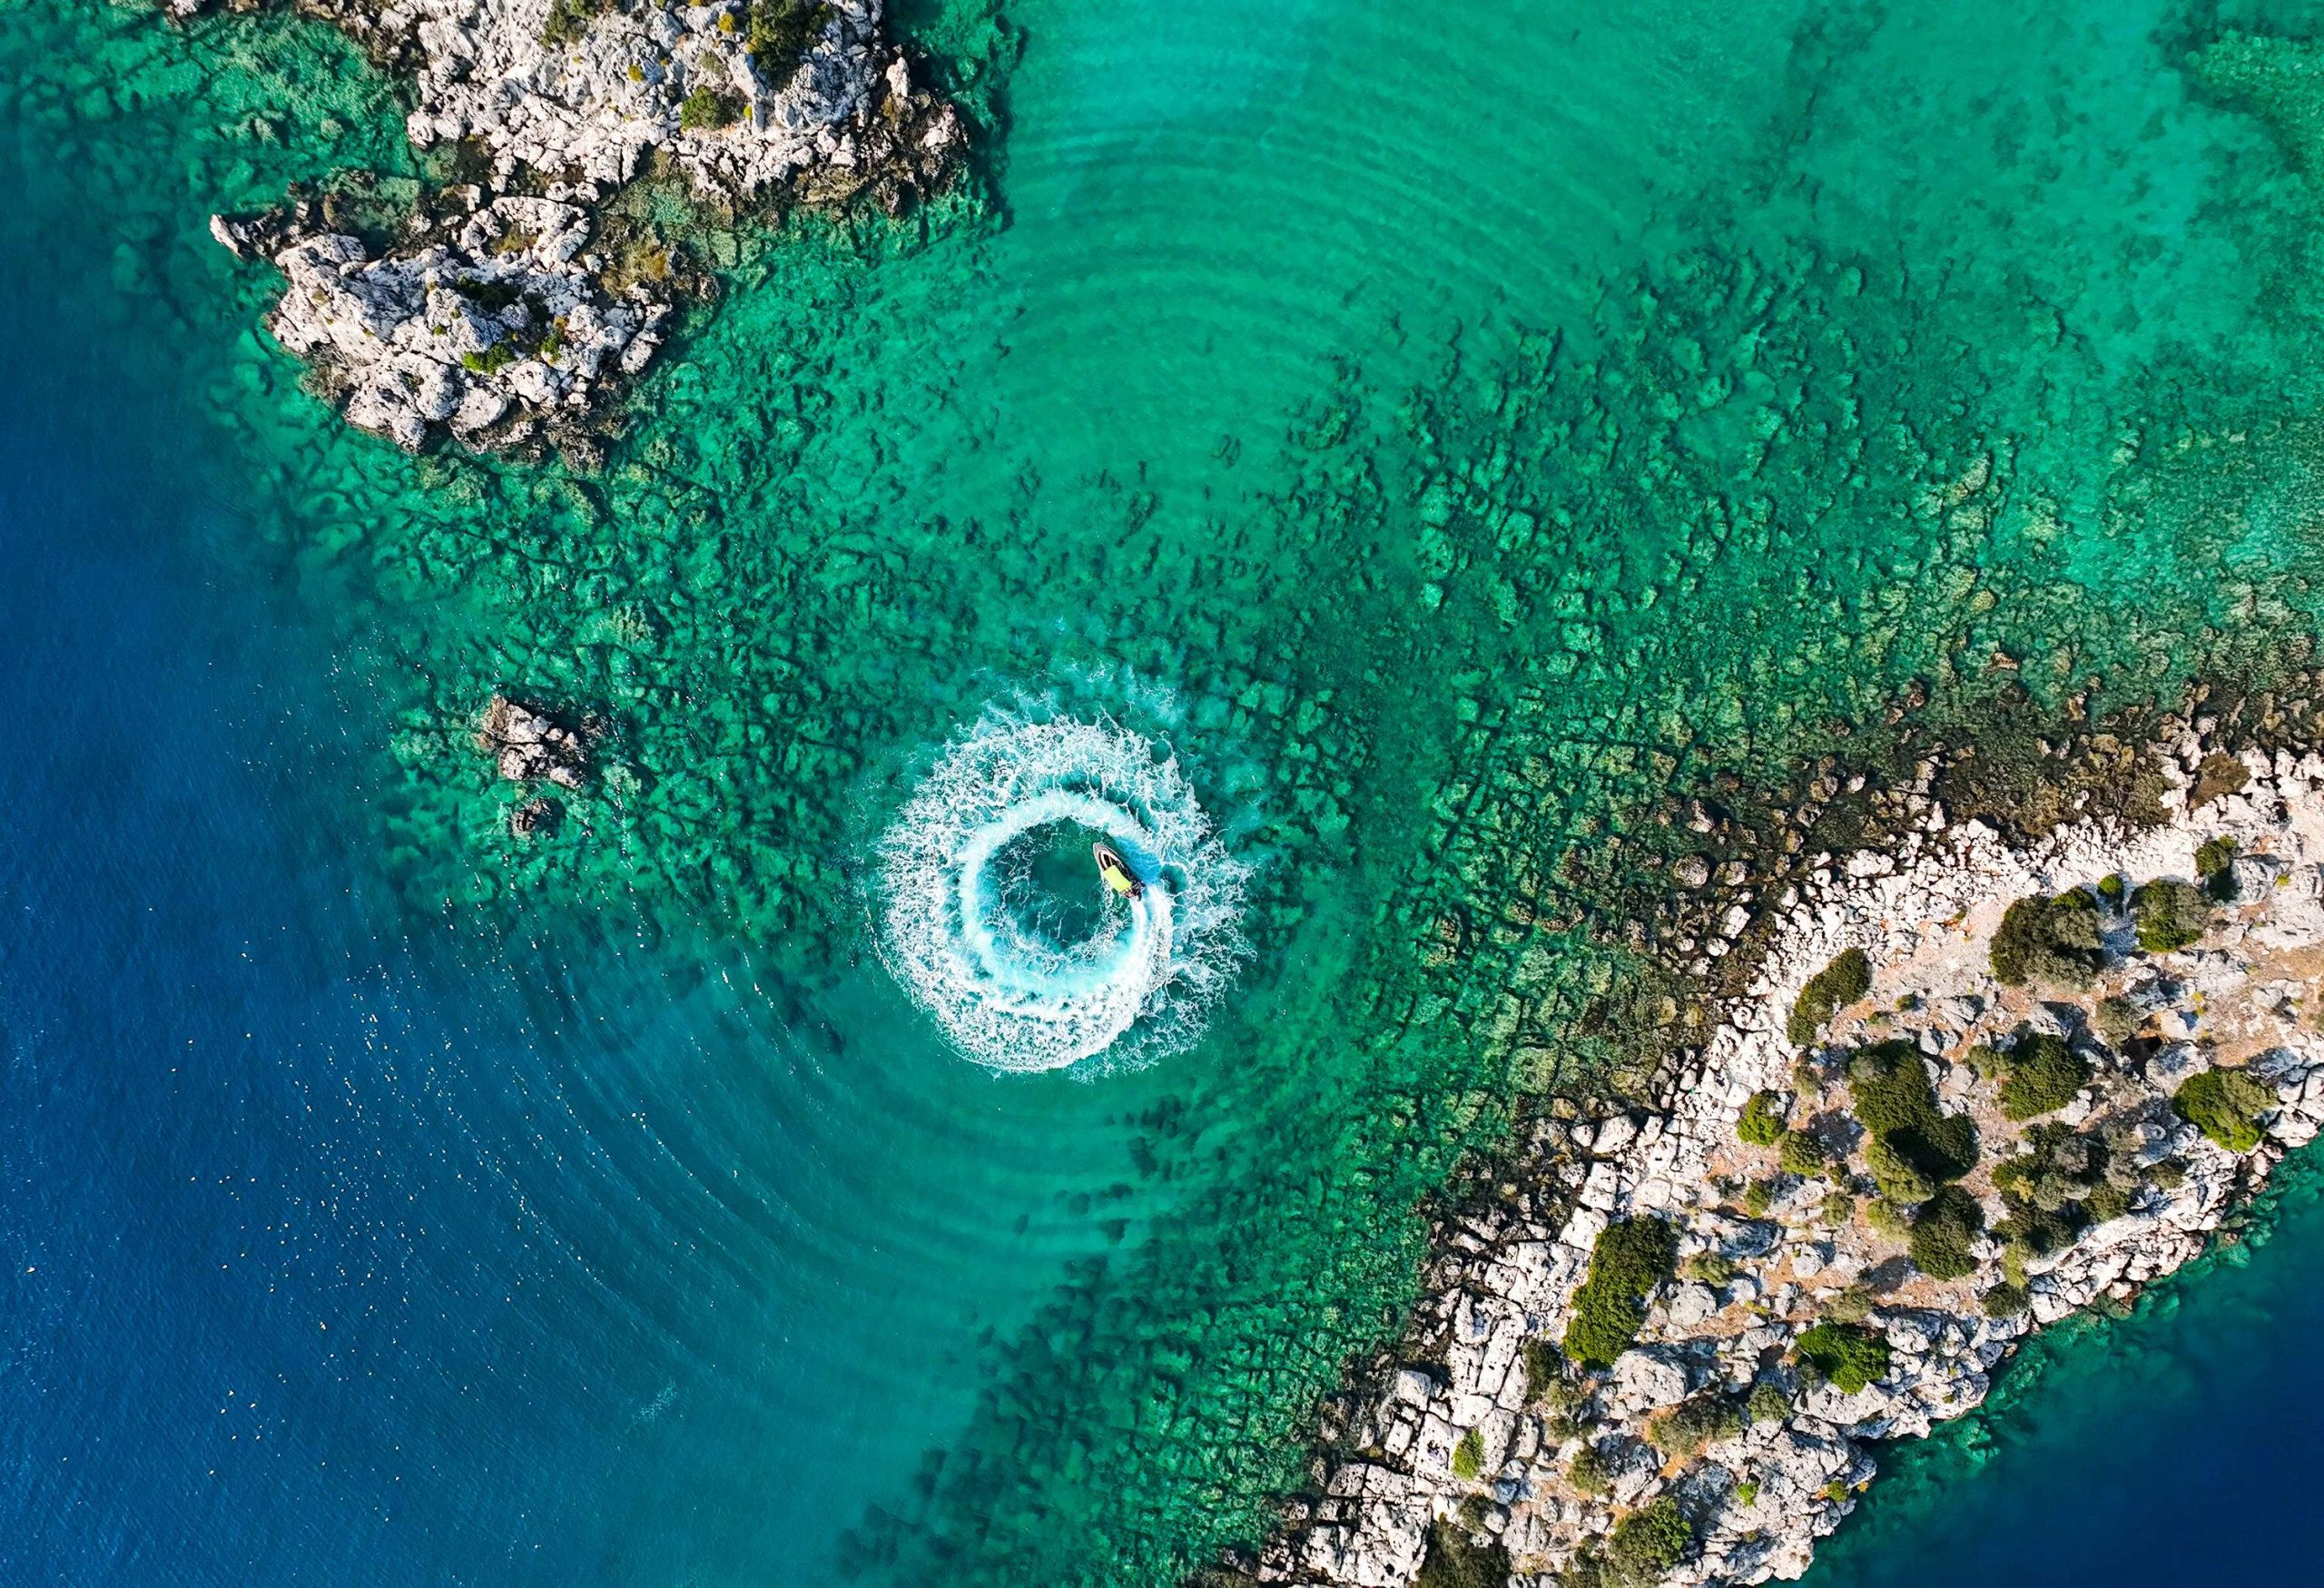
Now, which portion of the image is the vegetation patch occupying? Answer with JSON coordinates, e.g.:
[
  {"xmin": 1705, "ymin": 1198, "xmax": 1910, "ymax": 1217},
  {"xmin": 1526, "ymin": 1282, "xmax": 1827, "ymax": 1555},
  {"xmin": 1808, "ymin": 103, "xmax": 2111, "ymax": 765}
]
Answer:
[
  {"xmin": 1846, "ymin": 1040, "xmax": 1978, "ymax": 1198},
  {"xmin": 1982, "ymin": 1281, "xmax": 2030, "ymax": 1317},
  {"xmin": 679, "ymin": 84, "xmax": 744, "ymax": 131},
  {"xmin": 1746, "ymin": 1381, "xmax": 1790, "ymax": 1424},
  {"xmin": 1603, "ymin": 1495, "xmax": 1692, "ymax": 1586},
  {"xmin": 2174, "ymin": 1068, "xmax": 2275, "ymax": 1152},
  {"xmin": 2196, "ymin": 835, "xmax": 2240, "ymax": 900},
  {"xmin": 744, "ymin": 0, "xmax": 833, "ymax": 79},
  {"xmin": 1990, "ymin": 1120, "xmax": 2138, "ymax": 1268},
  {"xmin": 1907, "ymin": 1184, "xmax": 1985, "ymax": 1280},
  {"xmin": 1647, "ymin": 1392, "xmax": 1743, "ymax": 1460},
  {"xmin": 2093, "ymin": 994, "xmax": 2142, "ymax": 1047},
  {"xmin": 1414, "ymin": 1519, "xmax": 1513, "ymax": 1588},
  {"xmin": 1684, "ymin": 1252, "xmax": 1737, "ymax": 1287},
  {"xmin": 1796, "ymin": 1322, "xmax": 1891, "ymax": 1393},
  {"xmin": 1787, "ymin": 947, "xmax": 1871, "ymax": 1045},
  {"xmin": 1736, "ymin": 1089, "xmax": 1787, "ymax": 1146},
  {"xmin": 1777, "ymin": 1129, "xmax": 1829, "ymax": 1179},
  {"xmin": 1990, "ymin": 889, "xmax": 2104, "ymax": 986},
  {"xmin": 459, "ymin": 342, "xmax": 517, "ymax": 376},
  {"xmin": 1992, "ymin": 1032, "xmax": 2093, "ymax": 1120},
  {"xmin": 1451, "ymin": 1425, "xmax": 1485, "ymax": 1482},
  {"xmin": 1563, "ymin": 1217, "xmax": 1679, "ymax": 1366},
  {"xmin": 1521, "ymin": 1338, "xmax": 1564, "ymax": 1403},
  {"xmin": 2132, "ymin": 878, "xmax": 2210, "ymax": 952},
  {"xmin": 541, "ymin": 0, "xmax": 617, "ymax": 47}
]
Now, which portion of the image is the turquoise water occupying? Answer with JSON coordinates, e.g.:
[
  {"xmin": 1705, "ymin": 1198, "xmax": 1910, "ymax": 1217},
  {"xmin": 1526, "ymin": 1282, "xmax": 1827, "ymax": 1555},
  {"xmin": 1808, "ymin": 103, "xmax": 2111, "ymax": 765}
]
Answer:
[{"xmin": 9, "ymin": 0, "xmax": 2324, "ymax": 1584}]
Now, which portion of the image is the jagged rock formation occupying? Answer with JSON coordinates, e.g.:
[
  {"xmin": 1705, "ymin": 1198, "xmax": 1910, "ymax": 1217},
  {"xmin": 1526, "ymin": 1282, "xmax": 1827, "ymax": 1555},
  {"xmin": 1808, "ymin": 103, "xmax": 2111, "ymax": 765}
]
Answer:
[
  {"xmin": 478, "ymin": 692, "xmax": 598, "ymax": 790},
  {"xmin": 213, "ymin": 192, "xmax": 670, "ymax": 456},
  {"xmin": 1233, "ymin": 737, "xmax": 2324, "ymax": 1588},
  {"xmin": 181, "ymin": 0, "xmax": 965, "ymax": 454}
]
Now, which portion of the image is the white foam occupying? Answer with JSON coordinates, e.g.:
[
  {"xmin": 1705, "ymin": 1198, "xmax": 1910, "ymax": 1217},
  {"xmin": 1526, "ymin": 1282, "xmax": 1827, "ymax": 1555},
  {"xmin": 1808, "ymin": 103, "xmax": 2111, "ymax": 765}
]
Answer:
[{"xmin": 876, "ymin": 712, "xmax": 1250, "ymax": 1073}]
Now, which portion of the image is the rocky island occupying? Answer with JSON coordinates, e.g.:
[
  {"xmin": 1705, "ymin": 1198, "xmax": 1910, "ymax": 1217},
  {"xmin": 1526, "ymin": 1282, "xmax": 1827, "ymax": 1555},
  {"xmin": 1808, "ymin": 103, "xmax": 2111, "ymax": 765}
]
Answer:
[
  {"xmin": 1232, "ymin": 721, "xmax": 2324, "ymax": 1588},
  {"xmin": 182, "ymin": 0, "xmax": 964, "ymax": 458}
]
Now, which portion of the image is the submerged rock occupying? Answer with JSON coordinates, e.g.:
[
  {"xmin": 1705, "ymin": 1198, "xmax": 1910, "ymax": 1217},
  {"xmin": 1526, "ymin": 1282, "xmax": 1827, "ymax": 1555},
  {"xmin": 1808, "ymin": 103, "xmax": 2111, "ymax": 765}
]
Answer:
[{"xmin": 508, "ymin": 794, "xmax": 564, "ymax": 839}]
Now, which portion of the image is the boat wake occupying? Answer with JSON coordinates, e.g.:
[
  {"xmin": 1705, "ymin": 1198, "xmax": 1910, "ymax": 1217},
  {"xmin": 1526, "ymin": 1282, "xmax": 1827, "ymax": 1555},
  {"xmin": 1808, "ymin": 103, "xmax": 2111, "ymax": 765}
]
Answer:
[{"xmin": 875, "ymin": 710, "xmax": 1250, "ymax": 1074}]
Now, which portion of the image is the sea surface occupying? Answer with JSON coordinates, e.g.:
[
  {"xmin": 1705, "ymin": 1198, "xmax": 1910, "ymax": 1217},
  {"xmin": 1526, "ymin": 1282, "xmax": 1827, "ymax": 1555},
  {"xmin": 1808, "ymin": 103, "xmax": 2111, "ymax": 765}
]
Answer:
[{"xmin": 5, "ymin": 0, "xmax": 2324, "ymax": 1584}]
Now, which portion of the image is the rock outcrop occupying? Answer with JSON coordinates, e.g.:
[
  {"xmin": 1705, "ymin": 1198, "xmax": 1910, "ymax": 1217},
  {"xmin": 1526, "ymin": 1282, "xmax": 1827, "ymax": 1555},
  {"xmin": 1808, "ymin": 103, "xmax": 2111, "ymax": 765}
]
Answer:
[
  {"xmin": 213, "ymin": 192, "xmax": 670, "ymax": 458},
  {"xmin": 478, "ymin": 692, "xmax": 598, "ymax": 790},
  {"xmin": 184, "ymin": 0, "xmax": 965, "ymax": 455},
  {"xmin": 1234, "ymin": 736, "xmax": 2324, "ymax": 1588}
]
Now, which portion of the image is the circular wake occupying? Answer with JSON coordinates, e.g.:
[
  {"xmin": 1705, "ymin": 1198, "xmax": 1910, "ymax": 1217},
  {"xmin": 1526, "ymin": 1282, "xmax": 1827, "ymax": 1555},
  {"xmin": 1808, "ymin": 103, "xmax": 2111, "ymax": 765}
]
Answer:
[{"xmin": 876, "ymin": 713, "xmax": 1250, "ymax": 1073}]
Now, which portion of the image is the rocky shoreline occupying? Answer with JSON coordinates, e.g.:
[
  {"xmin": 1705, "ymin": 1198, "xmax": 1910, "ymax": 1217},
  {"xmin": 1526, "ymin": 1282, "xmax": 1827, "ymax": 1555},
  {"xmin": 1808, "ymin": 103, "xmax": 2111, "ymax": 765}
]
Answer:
[
  {"xmin": 1230, "ymin": 727, "xmax": 2324, "ymax": 1588},
  {"xmin": 177, "ymin": 0, "xmax": 963, "ymax": 458}
]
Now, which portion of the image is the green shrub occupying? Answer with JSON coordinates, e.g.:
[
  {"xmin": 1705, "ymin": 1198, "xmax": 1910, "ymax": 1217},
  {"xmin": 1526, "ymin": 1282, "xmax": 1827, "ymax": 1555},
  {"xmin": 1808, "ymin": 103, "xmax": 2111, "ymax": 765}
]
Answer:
[
  {"xmin": 1788, "ymin": 948, "xmax": 1873, "ymax": 1045},
  {"xmin": 2173, "ymin": 1069, "xmax": 2274, "ymax": 1153},
  {"xmin": 1992, "ymin": 1122, "xmax": 2114, "ymax": 1248},
  {"xmin": 1796, "ymin": 1322, "xmax": 1892, "ymax": 1393},
  {"xmin": 1738, "ymin": 1090, "xmax": 1787, "ymax": 1146},
  {"xmin": 1996, "ymin": 1033, "xmax": 2093, "ymax": 1120},
  {"xmin": 1848, "ymin": 1041, "xmax": 1978, "ymax": 1187},
  {"xmin": 1569, "ymin": 1445, "xmax": 1611, "ymax": 1495},
  {"xmin": 744, "ymin": 0, "xmax": 832, "ymax": 76},
  {"xmin": 1685, "ymin": 1252, "xmax": 1738, "ymax": 1287},
  {"xmin": 1819, "ymin": 1190, "xmax": 1856, "ymax": 1227},
  {"xmin": 1865, "ymin": 1196, "xmax": 1911, "ymax": 1239},
  {"xmin": 1994, "ymin": 1208, "xmax": 2075, "ymax": 1265},
  {"xmin": 2132, "ymin": 879, "xmax": 2209, "ymax": 953},
  {"xmin": 2195, "ymin": 836, "xmax": 2240, "ymax": 901},
  {"xmin": 1451, "ymin": 1426, "xmax": 1485, "ymax": 1482},
  {"xmin": 1778, "ymin": 1129, "xmax": 1829, "ymax": 1179},
  {"xmin": 1822, "ymin": 1283, "xmax": 1875, "ymax": 1324},
  {"xmin": 2152, "ymin": 1158, "xmax": 2188, "ymax": 1189},
  {"xmin": 1747, "ymin": 1381, "xmax": 1791, "ymax": 1424},
  {"xmin": 1649, "ymin": 1393, "xmax": 1744, "ymax": 1459},
  {"xmin": 1982, "ymin": 1282, "xmax": 2030, "ymax": 1317},
  {"xmin": 2094, "ymin": 995, "xmax": 2142, "ymax": 1048},
  {"xmin": 459, "ymin": 342, "xmax": 517, "ymax": 376},
  {"xmin": 1563, "ymin": 1218, "xmax": 1679, "ymax": 1367},
  {"xmin": 2096, "ymin": 872, "xmax": 2127, "ymax": 903},
  {"xmin": 1793, "ymin": 1060, "xmax": 1825, "ymax": 1096},
  {"xmin": 2083, "ymin": 1182, "xmax": 2132, "ymax": 1223},
  {"xmin": 1734, "ymin": 1480, "xmax": 1761, "ymax": 1506},
  {"xmin": 1907, "ymin": 1185, "xmax": 1985, "ymax": 1280},
  {"xmin": 1605, "ymin": 1496, "xmax": 1692, "ymax": 1585},
  {"xmin": 1990, "ymin": 890, "xmax": 2104, "ymax": 986},
  {"xmin": 678, "ymin": 84, "xmax": 742, "ymax": 131},
  {"xmin": 1521, "ymin": 1337, "xmax": 1566, "ymax": 1404},
  {"xmin": 1414, "ymin": 1519, "xmax": 1513, "ymax": 1588},
  {"xmin": 540, "ymin": 0, "xmax": 615, "ymax": 46},
  {"xmin": 1742, "ymin": 1179, "xmax": 1776, "ymax": 1218}
]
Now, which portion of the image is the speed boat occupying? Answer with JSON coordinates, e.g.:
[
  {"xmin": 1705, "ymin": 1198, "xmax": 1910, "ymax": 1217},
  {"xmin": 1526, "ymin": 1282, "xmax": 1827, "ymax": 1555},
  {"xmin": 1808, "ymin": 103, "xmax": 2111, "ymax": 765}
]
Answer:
[{"xmin": 1091, "ymin": 842, "xmax": 1145, "ymax": 900}]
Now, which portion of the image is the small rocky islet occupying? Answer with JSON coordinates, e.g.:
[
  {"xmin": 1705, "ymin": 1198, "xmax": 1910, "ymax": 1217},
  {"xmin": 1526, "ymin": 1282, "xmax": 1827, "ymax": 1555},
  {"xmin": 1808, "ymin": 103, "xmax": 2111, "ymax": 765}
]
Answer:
[
  {"xmin": 182, "ymin": 0, "xmax": 964, "ymax": 459},
  {"xmin": 1236, "ymin": 724, "xmax": 2324, "ymax": 1588}
]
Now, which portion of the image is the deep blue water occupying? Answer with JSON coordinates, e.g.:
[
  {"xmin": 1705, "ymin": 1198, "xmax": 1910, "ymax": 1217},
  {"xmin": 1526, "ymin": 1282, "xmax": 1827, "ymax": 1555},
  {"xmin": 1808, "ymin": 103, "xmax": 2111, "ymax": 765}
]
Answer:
[
  {"xmin": 0, "ymin": 186, "xmax": 1154, "ymax": 1586},
  {"xmin": 1803, "ymin": 1158, "xmax": 2324, "ymax": 1588}
]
